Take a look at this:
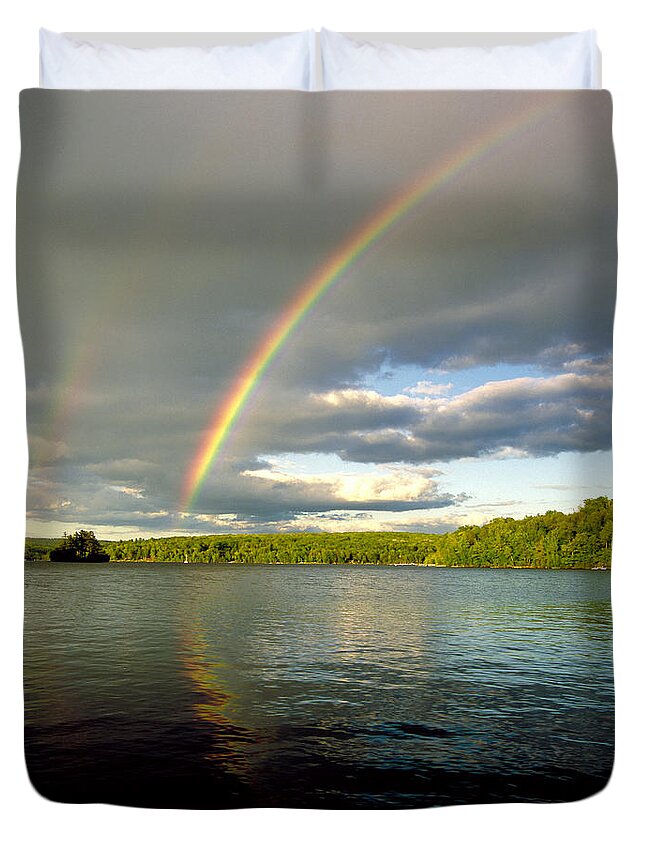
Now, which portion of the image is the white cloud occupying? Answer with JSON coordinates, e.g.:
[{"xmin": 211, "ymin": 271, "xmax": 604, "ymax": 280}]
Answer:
[
  {"xmin": 243, "ymin": 460, "xmax": 442, "ymax": 504},
  {"xmin": 405, "ymin": 381, "xmax": 454, "ymax": 397},
  {"xmin": 108, "ymin": 485, "xmax": 145, "ymax": 499},
  {"xmin": 316, "ymin": 388, "xmax": 415, "ymax": 409},
  {"xmin": 483, "ymin": 446, "xmax": 531, "ymax": 460}
]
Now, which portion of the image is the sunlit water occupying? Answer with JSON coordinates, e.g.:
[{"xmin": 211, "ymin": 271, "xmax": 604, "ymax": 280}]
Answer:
[{"xmin": 24, "ymin": 562, "xmax": 613, "ymax": 808}]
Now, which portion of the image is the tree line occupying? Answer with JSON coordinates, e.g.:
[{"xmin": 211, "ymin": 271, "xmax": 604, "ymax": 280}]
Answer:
[{"xmin": 26, "ymin": 497, "xmax": 611, "ymax": 569}]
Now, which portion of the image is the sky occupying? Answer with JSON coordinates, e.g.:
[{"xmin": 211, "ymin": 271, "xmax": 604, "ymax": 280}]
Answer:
[{"xmin": 17, "ymin": 89, "xmax": 616, "ymax": 540}]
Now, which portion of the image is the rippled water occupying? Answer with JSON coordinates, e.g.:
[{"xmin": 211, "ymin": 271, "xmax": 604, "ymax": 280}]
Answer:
[{"xmin": 24, "ymin": 563, "xmax": 613, "ymax": 808}]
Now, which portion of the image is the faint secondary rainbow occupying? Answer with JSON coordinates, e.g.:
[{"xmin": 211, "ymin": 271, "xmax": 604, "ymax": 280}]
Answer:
[{"xmin": 181, "ymin": 94, "xmax": 564, "ymax": 511}]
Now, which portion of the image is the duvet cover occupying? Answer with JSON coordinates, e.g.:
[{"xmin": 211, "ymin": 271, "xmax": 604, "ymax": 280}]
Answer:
[{"xmin": 19, "ymin": 89, "xmax": 616, "ymax": 808}]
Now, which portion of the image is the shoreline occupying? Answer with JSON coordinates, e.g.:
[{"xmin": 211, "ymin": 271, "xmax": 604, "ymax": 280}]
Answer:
[{"xmin": 25, "ymin": 559, "xmax": 610, "ymax": 571}]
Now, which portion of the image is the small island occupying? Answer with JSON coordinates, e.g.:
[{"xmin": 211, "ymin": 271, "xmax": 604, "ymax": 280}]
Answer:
[{"xmin": 48, "ymin": 529, "xmax": 110, "ymax": 563}]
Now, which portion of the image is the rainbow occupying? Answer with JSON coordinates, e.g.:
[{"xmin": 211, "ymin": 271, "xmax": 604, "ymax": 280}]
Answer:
[{"xmin": 181, "ymin": 94, "xmax": 563, "ymax": 511}]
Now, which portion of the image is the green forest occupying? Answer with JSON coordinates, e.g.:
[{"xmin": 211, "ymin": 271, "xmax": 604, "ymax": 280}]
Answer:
[{"xmin": 25, "ymin": 497, "xmax": 612, "ymax": 569}]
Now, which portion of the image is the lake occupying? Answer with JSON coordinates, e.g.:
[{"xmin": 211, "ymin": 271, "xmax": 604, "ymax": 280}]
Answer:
[{"xmin": 24, "ymin": 562, "xmax": 613, "ymax": 809}]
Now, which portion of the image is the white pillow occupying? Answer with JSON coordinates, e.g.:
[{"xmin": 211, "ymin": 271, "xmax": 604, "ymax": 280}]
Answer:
[
  {"xmin": 321, "ymin": 30, "xmax": 600, "ymax": 90},
  {"xmin": 40, "ymin": 29, "xmax": 316, "ymax": 90}
]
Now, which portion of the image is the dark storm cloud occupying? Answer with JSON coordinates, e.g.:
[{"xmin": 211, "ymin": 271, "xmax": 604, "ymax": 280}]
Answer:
[
  {"xmin": 22, "ymin": 165, "xmax": 615, "ymax": 395},
  {"xmin": 18, "ymin": 91, "xmax": 615, "ymax": 533},
  {"xmin": 265, "ymin": 236, "xmax": 615, "ymax": 391}
]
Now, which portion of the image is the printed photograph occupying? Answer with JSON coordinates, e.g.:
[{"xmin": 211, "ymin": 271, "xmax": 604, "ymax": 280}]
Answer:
[{"xmin": 19, "ymin": 89, "xmax": 615, "ymax": 808}]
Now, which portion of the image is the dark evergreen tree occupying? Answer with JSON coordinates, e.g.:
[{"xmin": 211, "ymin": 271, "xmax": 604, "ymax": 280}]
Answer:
[{"xmin": 49, "ymin": 530, "xmax": 110, "ymax": 562}]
